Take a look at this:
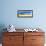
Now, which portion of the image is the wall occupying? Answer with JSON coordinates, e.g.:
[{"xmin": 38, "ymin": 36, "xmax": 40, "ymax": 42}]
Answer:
[{"xmin": 0, "ymin": 0, "xmax": 46, "ymax": 31}]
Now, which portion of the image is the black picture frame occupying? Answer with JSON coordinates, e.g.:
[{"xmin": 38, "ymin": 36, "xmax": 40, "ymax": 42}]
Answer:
[{"xmin": 17, "ymin": 10, "xmax": 33, "ymax": 18}]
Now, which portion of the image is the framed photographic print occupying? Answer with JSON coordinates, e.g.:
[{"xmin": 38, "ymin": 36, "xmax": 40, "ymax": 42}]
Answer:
[{"xmin": 17, "ymin": 10, "xmax": 33, "ymax": 18}]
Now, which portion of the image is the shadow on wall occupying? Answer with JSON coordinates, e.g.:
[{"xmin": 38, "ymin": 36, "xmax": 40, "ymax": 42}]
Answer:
[{"xmin": 0, "ymin": 24, "xmax": 7, "ymax": 43}]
